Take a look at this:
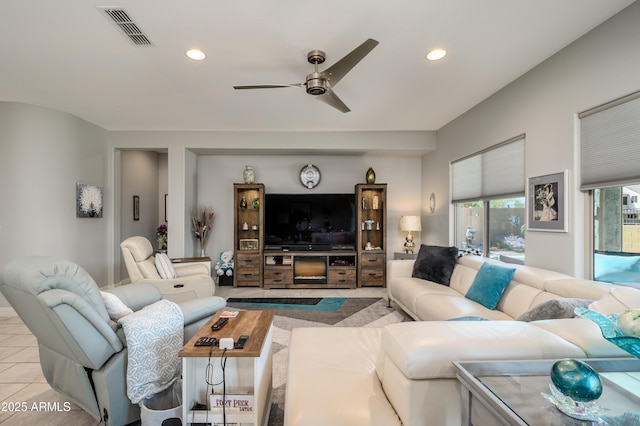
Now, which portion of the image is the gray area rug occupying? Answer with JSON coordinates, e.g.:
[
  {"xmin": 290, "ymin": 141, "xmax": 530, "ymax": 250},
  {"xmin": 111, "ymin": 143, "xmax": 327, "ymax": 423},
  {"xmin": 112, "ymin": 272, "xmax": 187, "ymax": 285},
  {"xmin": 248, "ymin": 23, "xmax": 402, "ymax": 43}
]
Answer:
[{"xmin": 225, "ymin": 297, "xmax": 409, "ymax": 426}]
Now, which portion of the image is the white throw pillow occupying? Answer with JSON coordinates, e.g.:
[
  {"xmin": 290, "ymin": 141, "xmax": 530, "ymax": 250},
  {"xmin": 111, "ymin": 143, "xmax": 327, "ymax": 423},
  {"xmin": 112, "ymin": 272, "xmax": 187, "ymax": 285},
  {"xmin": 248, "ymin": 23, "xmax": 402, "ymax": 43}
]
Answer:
[
  {"xmin": 100, "ymin": 291, "xmax": 134, "ymax": 320},
  {"xmin": 589, "ymin": 286, "xmax": 640, "ymax": 315},
  {"xmin": 155, "ymin": 252, "xmax": 177, "ymax": 279}
]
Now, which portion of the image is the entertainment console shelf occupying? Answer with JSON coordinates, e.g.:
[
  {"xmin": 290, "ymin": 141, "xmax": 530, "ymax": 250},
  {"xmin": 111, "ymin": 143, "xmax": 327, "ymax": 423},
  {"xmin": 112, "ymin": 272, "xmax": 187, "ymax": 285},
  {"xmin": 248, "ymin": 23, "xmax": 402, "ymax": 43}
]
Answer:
[
  {"xmin": 233, "ymin": 182, "xmax": 386, "ymax": 289},
  {"xmin": 263, "ymin": 250, "xmax": 357, "ymax": 289}
]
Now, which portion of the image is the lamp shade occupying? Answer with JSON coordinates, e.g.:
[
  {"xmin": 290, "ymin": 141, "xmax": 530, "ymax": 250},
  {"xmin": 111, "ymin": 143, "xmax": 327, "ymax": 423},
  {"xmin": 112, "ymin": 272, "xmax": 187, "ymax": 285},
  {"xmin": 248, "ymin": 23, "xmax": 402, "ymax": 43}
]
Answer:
[{"xmin": 399, "ymin": 215, "xmax": 422, "ymax": 232}]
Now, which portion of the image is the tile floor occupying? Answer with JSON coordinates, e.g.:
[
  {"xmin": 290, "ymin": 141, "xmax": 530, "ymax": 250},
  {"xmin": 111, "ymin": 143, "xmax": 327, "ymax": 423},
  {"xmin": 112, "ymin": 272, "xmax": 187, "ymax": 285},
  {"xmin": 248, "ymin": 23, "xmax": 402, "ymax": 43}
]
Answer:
[{"xmin": 0, "ymin": 285, "xmax": 388, "ymax": 425}]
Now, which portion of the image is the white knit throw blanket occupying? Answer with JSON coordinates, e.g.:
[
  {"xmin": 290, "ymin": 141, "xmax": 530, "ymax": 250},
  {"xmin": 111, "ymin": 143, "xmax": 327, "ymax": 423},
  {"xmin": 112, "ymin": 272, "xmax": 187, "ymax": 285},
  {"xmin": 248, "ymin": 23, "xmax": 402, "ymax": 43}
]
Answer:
[{"xmin": 118, "ymin": 300, "xmax": 184, "ymax": 404}]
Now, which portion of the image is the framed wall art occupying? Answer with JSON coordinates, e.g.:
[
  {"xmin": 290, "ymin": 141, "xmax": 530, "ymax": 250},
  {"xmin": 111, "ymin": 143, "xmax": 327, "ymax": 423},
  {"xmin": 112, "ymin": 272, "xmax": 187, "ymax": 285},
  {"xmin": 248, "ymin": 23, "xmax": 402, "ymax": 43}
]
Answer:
[
  {"xmin": 76, "ymin": 183, "xmax": 103, "ymax": 218},
  {"xmin": 164, "ymin": 194, "xmax": 168, "ymax": 222},
  {"xmin": 527, "ymin": 171, "xmax": 567, "ymax": 232},
  {"xmin": 133, "ymin": 195, "xmax": 140, "ymax": 221}
]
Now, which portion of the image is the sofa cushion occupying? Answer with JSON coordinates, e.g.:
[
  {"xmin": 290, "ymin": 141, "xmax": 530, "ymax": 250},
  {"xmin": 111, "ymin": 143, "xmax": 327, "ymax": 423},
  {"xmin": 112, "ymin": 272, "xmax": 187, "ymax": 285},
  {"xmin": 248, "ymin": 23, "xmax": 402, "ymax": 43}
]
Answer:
[
  {"xmin": 589, "ymin": 286, "xmax": 640, "ymax": 314},
  {"xmin": 155, "ymin": 253, "xmax": 176, "ymax": 279},
  {"xmin": 531, "ymin": 318, "xmax": 630, "ymax": 358},
  {"xmin": 465, "ymin": 263, "xmax": 515, "ymax": 309},
  {"xmin": 543, "ymin": 278, "xmax": 610, "ymax": 300},
  {"xmin": 415, "ymin": 294, "xmax": 513, "ymax": 321},
  {"xmin": 285, "ymin": 327, "xmax": 401, "ymax": 426},
  {"xmin": 516, "ymin": 298, "xmax": 592, "ymax": 322},
  {"xmin": 411, "ymin": 245, "xmax": 458, "ymax": 285},
  {"xmin": 378, "ymin": 321, "xmax": 586, "ymax": 381},
  {"xmin": 448, "ymin": 259, "xmax": 483, "ymax": 295},
  {"xmin": 390, "ymin": 277, "xmax": 461, "ymax": 320},
  {"xmin": 496, "ymin": 282, "xmax": 546, "ymax": 319}
]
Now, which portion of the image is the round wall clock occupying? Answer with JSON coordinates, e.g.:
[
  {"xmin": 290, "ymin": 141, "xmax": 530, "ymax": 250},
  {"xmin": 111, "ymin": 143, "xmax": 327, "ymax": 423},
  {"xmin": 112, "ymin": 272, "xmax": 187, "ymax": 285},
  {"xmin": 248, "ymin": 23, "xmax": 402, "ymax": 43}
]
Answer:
[{"xmin": 300, "ymin": 164, "xmax": 321, "ymax": 189}]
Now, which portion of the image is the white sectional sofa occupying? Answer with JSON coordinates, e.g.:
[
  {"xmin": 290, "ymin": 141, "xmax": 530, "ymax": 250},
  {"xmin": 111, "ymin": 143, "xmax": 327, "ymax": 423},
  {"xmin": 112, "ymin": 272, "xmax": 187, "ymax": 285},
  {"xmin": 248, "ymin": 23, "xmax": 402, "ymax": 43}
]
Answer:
[
  {"xmin": 284, "ymin": 253, "xmax": 632, "ymax": 426},
  {"xmin": 389, "ymin": 255, "xmax": 613, "ymax": 321}
]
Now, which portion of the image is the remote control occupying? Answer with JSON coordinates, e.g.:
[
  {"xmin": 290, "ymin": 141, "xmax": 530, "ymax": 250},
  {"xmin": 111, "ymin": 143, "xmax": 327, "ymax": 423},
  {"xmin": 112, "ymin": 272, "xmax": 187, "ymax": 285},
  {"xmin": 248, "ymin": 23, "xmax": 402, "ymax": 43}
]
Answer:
[
  {"xmin": 194, "ymin": 337, "xmax": 217, "ymax": 347},
  {"xmin": 234, "ymin": 335, "xmax": 249, "ymax": 349},
  {"xmin": 211, "ymin": 317, "xmax": 228, "ymax": 331}
]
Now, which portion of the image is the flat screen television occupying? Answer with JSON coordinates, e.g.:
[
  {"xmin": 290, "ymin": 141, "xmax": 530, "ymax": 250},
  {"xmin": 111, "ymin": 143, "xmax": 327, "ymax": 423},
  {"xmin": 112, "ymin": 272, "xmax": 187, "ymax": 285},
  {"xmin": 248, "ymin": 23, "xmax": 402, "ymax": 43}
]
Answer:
[{"xmin": 264, "ymin": 193, "xmax": 356, "ymax": 250}]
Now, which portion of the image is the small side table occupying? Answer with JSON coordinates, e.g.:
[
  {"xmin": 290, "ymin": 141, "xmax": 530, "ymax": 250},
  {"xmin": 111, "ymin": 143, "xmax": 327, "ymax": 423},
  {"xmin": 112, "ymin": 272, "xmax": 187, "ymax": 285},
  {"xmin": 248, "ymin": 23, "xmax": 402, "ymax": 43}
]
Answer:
[
  {"xmin": 180, "ymin": 310, "xmax": 274, "ymax": 426},
  {"xmin": 394, "ymin": 252, "xmax": 418, "ymax": 260}
]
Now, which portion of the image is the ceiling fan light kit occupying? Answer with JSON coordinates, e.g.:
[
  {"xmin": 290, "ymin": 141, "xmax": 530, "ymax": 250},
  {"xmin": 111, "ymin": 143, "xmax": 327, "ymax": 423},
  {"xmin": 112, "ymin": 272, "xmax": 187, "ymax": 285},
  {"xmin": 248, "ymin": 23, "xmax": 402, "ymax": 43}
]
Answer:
[
  {"xmin": 233, "ymin": 39, "xmax": 379, "ymax": 113},
  {"xmin": 306, "ymin": 72, "xmax": 328, "ymax": 95}
]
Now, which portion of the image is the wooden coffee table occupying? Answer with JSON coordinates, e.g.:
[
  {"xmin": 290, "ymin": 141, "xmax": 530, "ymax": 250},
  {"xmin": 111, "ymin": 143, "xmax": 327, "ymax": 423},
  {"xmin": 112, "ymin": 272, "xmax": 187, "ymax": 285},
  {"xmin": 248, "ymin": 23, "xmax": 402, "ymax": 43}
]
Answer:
[{"xmin": 179, "ymin": 310, "xmax": 275, "ymax": 425}]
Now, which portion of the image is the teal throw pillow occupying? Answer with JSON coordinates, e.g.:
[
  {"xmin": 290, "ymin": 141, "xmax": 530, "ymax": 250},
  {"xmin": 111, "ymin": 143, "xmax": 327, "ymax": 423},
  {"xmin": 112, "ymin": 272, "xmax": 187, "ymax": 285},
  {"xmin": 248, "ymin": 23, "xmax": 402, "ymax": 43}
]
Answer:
[{"xmin": 465, "ymin": 263, "xmax": 516, "ymax": 310}]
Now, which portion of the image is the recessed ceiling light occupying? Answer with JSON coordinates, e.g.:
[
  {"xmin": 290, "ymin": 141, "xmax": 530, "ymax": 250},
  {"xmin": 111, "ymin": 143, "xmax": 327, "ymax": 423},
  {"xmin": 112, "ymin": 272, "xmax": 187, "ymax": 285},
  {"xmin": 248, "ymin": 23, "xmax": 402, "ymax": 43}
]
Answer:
[
  {"xmin": 186, "ymin": 49, "xmax": 206, "ymax": 61},
  {"xmin": 426, "ymin": 48, "xmax": 447, "ymax": 61}
]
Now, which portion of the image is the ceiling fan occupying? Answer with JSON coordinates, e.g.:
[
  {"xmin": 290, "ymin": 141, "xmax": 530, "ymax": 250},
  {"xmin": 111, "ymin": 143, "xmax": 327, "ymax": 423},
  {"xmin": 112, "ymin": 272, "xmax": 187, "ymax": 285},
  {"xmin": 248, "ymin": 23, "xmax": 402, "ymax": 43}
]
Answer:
[{"xmin": 233, "ymin": 38, "xmax": 379, "ymax": 113}]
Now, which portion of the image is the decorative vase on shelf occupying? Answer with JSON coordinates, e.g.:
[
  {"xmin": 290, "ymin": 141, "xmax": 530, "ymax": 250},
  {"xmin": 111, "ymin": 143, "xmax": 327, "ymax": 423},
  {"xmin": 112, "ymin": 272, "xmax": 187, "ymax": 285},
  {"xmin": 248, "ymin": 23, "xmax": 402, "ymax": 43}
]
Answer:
[
  {"xmin": 240, "ymin": 197, "xmax": 248, "ymax": 210},
  {"xmin": 366, "ymin": 167, "xmax": 376, "ymax": 184},
  {"xmin": 243, "ymin": 166, "xmax": 255, "ymax": 184}
]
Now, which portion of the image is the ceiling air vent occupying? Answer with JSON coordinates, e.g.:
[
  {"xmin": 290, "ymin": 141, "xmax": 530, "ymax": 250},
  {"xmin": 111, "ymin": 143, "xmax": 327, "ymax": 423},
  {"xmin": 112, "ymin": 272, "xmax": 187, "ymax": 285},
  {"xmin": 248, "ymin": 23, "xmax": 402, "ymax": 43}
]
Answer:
[{"xmin": 99, "ymin": 7, "xmax": 153, "ymax": 46}]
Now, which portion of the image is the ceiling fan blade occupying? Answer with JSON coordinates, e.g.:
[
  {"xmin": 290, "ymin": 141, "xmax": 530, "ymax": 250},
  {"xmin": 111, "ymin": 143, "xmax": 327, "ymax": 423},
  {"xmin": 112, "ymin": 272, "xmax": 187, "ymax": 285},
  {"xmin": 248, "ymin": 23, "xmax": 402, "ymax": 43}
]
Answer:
[
  {"xmin": 233, "ymin": 84, "xmax": 303, "ymax": 90},
  {"xmin": 322, "ymin": 38, "xmax": 379, "ymax": 87},
  {"xmin": 316, "ymin": 87, "xmax": 350, "ymax": 113}
]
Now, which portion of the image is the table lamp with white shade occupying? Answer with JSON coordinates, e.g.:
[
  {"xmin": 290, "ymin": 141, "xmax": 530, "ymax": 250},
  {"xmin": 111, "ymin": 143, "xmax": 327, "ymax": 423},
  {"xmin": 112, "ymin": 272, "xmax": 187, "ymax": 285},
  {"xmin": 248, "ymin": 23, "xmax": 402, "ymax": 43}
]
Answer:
[{"xmin": 399, "ymin": 215, "xmax": 422, "ymax": 253}]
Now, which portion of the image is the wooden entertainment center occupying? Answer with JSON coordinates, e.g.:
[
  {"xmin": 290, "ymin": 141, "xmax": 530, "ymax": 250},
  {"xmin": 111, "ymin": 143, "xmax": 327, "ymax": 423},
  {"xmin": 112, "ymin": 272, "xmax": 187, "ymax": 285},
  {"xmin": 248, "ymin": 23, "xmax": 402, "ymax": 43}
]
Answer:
[{"xmin": 233, "ymin": 183, "xmax": 387, "ymax": 289}]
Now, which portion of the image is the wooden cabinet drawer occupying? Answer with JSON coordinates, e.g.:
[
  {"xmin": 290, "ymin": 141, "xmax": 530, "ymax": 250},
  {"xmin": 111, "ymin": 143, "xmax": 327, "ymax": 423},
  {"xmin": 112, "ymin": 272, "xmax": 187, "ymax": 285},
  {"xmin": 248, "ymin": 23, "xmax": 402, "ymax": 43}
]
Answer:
[
  {"xmin": 235, "ymin": 253, "xmax": 261, "ymax": 286},
  {"xmin": 328, "ymin": 268, "xmax": 356, "ymax": 287},
  {"xmin": 264, "ymin": 268, "xmax": 293, "ymax": 285},
  {"xmin": 235, "ymin": 268, "xmax": 260, "ymax": 286},
  {"xmin": 236, "ymin": 253, "xmax": 261, "ymax": 268},
  {"xmin": 360, "ymin": 269, "xmax": 385, "ymax": 286},
  {"xmin": 360, "ymin": 253, "xmax": 385, "ymax": 267}
]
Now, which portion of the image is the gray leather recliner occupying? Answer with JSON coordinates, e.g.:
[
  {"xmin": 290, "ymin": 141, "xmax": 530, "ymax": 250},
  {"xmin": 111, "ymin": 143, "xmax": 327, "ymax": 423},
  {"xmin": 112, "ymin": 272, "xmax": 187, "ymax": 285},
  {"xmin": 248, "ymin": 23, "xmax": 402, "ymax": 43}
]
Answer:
[{"xmin": 0, "ymin": 256, "xmax": 226, "ymax": 426}]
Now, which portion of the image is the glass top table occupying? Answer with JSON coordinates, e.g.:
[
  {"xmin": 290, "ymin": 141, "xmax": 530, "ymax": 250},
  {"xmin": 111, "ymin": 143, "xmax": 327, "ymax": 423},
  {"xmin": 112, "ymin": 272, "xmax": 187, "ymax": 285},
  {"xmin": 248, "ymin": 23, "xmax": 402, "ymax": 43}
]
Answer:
[{"xmin": 454, "ymin": 358, "xmax": 640, "ymax": 425}]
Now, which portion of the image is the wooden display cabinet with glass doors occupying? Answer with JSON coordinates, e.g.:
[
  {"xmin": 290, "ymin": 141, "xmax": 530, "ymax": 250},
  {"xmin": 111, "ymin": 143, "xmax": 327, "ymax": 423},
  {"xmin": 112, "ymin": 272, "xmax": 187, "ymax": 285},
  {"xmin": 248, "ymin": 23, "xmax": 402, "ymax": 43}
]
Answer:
[
  {"xmin": 233, "ymin": 183, "xmax": 264, "ymax": 287},
  {"xmin": 355, "ymin": 183, "xmax": 387, "ymax": 287}
]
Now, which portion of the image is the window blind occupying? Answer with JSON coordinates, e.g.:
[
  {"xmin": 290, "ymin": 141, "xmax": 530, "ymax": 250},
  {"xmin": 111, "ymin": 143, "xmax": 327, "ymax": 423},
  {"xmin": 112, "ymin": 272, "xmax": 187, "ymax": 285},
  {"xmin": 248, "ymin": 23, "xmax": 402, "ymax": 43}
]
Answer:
[
  {"xmin": 580, "ymin": 91, "xmax": 640, "ymax": 190},
  {"xmin": 451, "ymin": 135, "xmax": 525, "ymax": 203}
]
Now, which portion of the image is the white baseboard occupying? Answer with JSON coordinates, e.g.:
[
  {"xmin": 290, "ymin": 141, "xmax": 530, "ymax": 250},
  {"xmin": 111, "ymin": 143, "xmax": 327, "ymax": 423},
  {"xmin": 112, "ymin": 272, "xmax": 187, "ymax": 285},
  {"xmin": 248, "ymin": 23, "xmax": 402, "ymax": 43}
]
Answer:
[{"xmin": 0, "ymin": 307, "xmax": 17, "ymax": 316}]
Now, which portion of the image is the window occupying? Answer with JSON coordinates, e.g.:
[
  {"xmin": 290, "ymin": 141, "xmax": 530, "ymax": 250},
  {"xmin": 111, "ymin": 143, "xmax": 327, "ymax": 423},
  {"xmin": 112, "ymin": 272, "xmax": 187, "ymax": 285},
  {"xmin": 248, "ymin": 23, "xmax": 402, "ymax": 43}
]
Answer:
[
  {"xmin": 452, "ymin": 136, "xmax": 526, "ymax": 262},
  {"xmin": 593, "ymin": 186, "xmax": 640, "ymax": 284},
  {"xmin": 580, "ymin": 91, "xmax": 640, "ymax": 283},
  {"xmin": 456, "ymin": 197, "xmax": 526, "ymax": 262}
]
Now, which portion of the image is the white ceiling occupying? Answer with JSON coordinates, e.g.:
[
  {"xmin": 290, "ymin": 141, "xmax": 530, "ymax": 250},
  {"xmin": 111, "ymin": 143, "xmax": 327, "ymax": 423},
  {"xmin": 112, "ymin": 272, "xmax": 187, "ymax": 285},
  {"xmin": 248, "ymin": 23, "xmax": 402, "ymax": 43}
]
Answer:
[{"xmin": 0, "ymin": 0, "xmax": 634, "ymax": 131}]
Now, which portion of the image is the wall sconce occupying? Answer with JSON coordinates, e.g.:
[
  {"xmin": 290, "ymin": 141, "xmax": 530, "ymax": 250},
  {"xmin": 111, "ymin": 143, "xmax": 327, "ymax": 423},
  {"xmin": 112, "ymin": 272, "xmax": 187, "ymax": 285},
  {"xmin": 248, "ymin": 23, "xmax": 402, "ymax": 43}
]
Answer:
[{"xmin": 399, "ymin": 215, "xmax": 422, "ymax": 253}]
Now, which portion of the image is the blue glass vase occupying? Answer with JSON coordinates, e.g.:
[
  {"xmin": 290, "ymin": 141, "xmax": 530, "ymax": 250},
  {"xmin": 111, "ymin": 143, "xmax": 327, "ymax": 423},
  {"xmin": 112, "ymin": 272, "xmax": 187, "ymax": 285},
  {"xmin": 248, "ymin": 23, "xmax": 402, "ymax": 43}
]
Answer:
[{"xmin": 550, "ymin": 359, "xmax": 603, "ymax": 402}]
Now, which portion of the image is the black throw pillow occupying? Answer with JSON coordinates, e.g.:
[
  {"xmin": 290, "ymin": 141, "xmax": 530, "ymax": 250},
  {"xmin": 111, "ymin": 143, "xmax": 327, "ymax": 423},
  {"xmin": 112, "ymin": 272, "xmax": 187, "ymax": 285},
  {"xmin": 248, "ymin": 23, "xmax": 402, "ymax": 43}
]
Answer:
[{"xmin": 411, "ymin": 244, "xmax": 459, "ymax": 286}]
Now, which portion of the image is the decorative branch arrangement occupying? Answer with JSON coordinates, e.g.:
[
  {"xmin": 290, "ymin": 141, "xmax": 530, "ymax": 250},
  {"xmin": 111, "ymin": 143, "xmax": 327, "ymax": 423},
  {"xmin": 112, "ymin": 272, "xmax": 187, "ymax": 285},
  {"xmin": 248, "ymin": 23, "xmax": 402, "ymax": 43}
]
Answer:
[{"xmin": 191, "ymin": 206, "xmax": 214, "ymax": 256}]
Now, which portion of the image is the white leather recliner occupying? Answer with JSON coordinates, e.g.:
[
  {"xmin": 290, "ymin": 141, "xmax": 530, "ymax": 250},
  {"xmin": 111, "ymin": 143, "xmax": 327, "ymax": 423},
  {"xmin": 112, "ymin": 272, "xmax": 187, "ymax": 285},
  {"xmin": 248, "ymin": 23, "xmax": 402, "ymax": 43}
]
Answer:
[{"xmin": 120, "ymin": 236, "xmax": 213, "ymax": 302}]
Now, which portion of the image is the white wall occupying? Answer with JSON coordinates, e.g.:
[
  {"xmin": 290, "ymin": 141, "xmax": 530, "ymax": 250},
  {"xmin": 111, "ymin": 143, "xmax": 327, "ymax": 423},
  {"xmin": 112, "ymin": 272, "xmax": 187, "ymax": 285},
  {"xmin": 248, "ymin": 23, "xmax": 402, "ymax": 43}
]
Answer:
[
  {"xmin": 423, "ymin": 2, "xmax": 640, "ymax": 277},
  {"xmin": 109, "ymin": 130, "xmax": 434, "ymax": 272},
  {"xmin": 196, "ymin": 154, "xmax": 422, "ymax": 261},
  {"xmin": 0, "ymin": 102, "xmax": 109, "ymax": 308}
]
